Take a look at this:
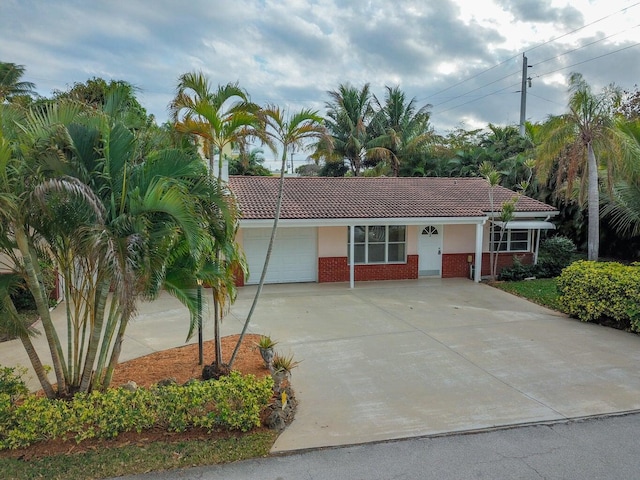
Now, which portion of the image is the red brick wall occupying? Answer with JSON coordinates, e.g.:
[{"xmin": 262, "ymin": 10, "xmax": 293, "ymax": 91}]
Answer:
[
  {"xmin": 237, "ymin": 251, "xmax": 534, "ymax": 286},
  {"xmin": 442, "ymin": 252, "xmax": 534, "ymax": 278},
  {"xmin": 318, "ymin": 255, "xmax": 419, "ymax": 283},
  {"xmin": 442, "ymin": 254, "xmax": 474, "ymax": 278}
]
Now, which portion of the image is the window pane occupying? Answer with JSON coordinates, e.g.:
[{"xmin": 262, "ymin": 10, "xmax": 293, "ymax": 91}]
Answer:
[
  {"xmin": 354, "ymin": 226, "xmax": 366, "ymax": 243},
  {"xmin": 388, "ymin": 225, "xmax": 405, "ymax": 242},
  {"xmin": 510, "ymin": 241, "xmax": 528, "ymax": 251},
  {"xmin": 511, "ymin": 230, "xmax": 528, "ymax": 241},
  {"xmin": 354, "ymin": 245, "xmax": 365, "ymax": 263},
  {"xmin": 388, "ymin": 243, "xmax": 405, "ymax": 262},
  {"xmin": 368, "ymin": 244, "xmax": 385, "ymax": 262},
  {"xmin": 368, "ymin": 226, "xmax": 386, "ymax": 243}
]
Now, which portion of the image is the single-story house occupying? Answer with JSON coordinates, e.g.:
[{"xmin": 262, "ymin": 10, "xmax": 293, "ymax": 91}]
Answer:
[{"xmin": 228, "ymin": 176, "xmax": 558, "ymax": 286}]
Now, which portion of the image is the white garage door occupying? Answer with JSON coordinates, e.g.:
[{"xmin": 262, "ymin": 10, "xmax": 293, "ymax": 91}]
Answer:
[{"xmin": 243, "ymin": 227, "xmax": 317, "ymax": 284}]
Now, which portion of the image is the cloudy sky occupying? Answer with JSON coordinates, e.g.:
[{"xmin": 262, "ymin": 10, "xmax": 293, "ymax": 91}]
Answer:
[{"xmin": 1, "ymin": 0, "xmax": 639, "ymax": 165}]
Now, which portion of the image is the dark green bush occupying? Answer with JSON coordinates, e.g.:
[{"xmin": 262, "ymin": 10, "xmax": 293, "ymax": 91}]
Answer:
[
  {"xmin": 557, "ymin": 260, "xmax": 640, "ymax": 331},
  {"xmin": 499, "ymin": 236, "xmax": 576, "ymax": 281},
  {"xmin": 537, "ymin": 236, "xmax": 576, "ymax": 277}
]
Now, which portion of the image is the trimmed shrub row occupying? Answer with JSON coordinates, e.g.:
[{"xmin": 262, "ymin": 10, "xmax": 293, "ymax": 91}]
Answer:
[
  {"xmin": 0, "ymin": 371, "xmax": 274, "ymax": 450},
  {"xmin": 557, "ymin": 260, "xmax": 640, "ymax": 331}
]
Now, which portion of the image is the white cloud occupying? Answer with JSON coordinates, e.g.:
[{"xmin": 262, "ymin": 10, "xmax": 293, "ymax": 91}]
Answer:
[{"xmin": 1, "ymin": 0, "xmax": 638, "ymax": 143}]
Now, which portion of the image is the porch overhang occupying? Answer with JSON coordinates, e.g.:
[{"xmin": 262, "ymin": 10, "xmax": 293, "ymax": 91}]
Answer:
[{"xmin": 492, "ymin": 220, "xmax": 556, "ymax": 230}]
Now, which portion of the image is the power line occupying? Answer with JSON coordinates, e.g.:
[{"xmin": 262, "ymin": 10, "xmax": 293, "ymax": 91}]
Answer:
[
  {"xmin": 532, "ymin": 24, "xmax": 640, "ymax": 68},
  {"xmin": 533, "ymin": 41, "xmax": 640, "ymax": 81},
  {"xmin": 423, "ymin": 2, "xmax": 640, "ymax": 104},
  {"xmin": 433, "ymin": 82, "xmax": 520, "ymax": 115}
]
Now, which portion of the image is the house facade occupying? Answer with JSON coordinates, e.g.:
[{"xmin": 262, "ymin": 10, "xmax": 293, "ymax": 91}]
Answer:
[{"xmin": 229, "ymin": 176, "xmax": 558, "ymax": 286}]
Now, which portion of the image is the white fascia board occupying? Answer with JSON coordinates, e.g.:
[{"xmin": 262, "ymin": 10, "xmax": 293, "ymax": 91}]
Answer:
[
  {"xmin": 239, "ymin": 216, "xmax": 489, "ymax": 228},
  {"xmin": 486, "ymin": 211, "xmax": 559, "ymax": 219},
  {"xmin": 493, "ymin": 220, "xmax": 556, "ymax": 230}
]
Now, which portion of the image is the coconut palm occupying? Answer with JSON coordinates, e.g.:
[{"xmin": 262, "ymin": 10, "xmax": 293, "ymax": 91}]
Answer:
[
  {"xmin": 536, "ymin": 73, "xmax": 622, "ymax": 261},
  {"xmin": 318, "ymin": 83, "xmax": 384, "ymax": 176},
  {"xmin": 0, "ymin": 62, "xmax": 36, "ymax": 102},
  {"xmin": 228, "ymin": 106, "xmax": 327, "ymax": 368},
  {"xmin": 370, "ymin": 86, "xmax": 433, "ymax": 176}
]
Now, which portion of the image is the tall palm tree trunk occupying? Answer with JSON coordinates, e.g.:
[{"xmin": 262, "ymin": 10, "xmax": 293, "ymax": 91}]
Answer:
[
  {"xmin": 586, "ymin": 142, "xmax": 599, "ymax": 261},
  {"xmin": 14, "ymin": 225, "xmax": 67, "ymax": 396},
  {"xmin": 1, "ymin": 291, "xmax": 56, "ymax": 397},
  {"xmin": 229, "ymin": 149, "xmax": 288, "ymax": 367}
]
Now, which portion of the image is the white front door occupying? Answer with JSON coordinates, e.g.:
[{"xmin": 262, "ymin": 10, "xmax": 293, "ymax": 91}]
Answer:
[{"xmin": 418, "ymin": 225, "xmax": 442, "ymax": 276}]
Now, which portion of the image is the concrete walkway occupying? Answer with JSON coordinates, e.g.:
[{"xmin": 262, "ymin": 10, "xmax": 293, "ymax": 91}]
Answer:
[{"xmin": 3, "ymin": 279, "xmax": 640, "ymax": 454}]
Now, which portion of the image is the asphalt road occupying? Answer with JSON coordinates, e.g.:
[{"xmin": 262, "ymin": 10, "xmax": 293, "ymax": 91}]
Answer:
[{"xmin": 117, "ymin": 412, "xmax": 640, "ymax": 480}]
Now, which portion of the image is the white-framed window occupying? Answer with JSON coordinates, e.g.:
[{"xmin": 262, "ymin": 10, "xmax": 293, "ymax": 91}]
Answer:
[
  {"xmin": 348, "ymin": 225, "xmax": 407, "ymax": 264},
  {"xmin": 491, "ymin": 227, "xmax": 530, "ymax": 252}
]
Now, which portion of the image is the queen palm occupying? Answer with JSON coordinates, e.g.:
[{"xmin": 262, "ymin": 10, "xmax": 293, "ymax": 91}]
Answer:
[
  {"xmin": 229, "ymin": 105, "xmax": 327, "ymax": 367},
  {"xmin": 536, "ymin": 73, "xmax": 621, "ymax": 261}
]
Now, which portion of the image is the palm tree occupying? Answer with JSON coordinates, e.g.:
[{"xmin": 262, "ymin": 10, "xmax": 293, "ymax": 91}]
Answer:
[
  {"xmin": 536, "ymin": 73, "xmax": 621, "ymax": 261},
  {"xmin": 370, "ymin": 86, "xmax": 433, "ymax": 176},
  {"xmin": 228, "ymin": 106, "xmax": 326, "ymax": 368},
  {"xmin": 0, "ymin": 62, "xmax": 36, "ymax": 102},
  {"xmin": 318, "ymin": 83, "xmax": 381, "ymax": 176},
  {"xmin": 229, "ymin": 147, "xmax": 271, "ymax": 176},
  {"xmin": 170, "ymin": 72, "xmax": 257, "ymax": 372},
  {"xmin": 600, "ymin": 117, "xmax": 640, "ymax": 238},
  {"xmin": 170, "ymin": 72, "xmax": 261, "ymax": 179},
  {"xmin": 0, "ymin": 91, "xmax": 239, "ymax": 397}
]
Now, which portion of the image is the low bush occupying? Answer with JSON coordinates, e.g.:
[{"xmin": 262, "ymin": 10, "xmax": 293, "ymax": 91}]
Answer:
[
  {"xmin": 557, "ymin": 260, "xmax": 640, "ymax": 330},
  {"xmin": 0, "ymin": 371, "xmax": 274, "ymax": 450},
  {"xmin": 499, "ymin": 236, "xmax": 576, "ymax": 281},
  {"xmin": 0, "ymin": 366, "xmax": 29, "ymax": 401}
]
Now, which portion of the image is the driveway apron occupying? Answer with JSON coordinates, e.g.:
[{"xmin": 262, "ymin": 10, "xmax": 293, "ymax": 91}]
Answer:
[{"xmin": 225, "ymin": 279, "xmax": 640, "ymax": 453}]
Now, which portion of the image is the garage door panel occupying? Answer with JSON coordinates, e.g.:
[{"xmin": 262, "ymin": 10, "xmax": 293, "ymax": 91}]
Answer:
[{"xmin": 244, "ymin": 228, "xmax": 317, "ymax": 284}]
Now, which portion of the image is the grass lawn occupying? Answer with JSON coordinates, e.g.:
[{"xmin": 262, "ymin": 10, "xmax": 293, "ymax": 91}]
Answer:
[
  {"xmin": 491, "ymin": 278, "xmax": 562, "ymax": 311},
  {"xmin": 0, "ymin": 430, "xmax": 278, "ymax": 480}
]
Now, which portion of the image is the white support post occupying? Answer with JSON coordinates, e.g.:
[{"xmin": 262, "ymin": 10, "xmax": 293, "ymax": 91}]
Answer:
[
  {"xmin": 534, "ymin": 229, "xmax": 541, "ymax": 264},
  {"xmin": 474, "ymin": 223, "xmax": 484, "ymax": 282},
  {"xmin": 349, "ymin": 225, "xmax": 355, "ymax": 289}
]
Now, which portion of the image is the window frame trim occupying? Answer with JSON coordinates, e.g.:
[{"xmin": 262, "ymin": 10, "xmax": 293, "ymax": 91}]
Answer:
[{"xmin": 349, "ymin": 225, "xmax": 408, "ymax": 265}]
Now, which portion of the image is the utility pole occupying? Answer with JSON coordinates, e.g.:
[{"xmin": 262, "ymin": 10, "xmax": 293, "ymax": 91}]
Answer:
[{"xmin": 519, "ymin": 53, "xmax": 529, "ymax": 137}]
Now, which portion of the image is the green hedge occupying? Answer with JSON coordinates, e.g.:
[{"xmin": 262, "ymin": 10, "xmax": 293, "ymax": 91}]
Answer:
[
  {"xmin": 557, "ymin": 260, "xmax": 640, "ymax": 330},
  {"xmin": 0, "ymin": 371, "xmax": 274, "ymax": 450}
]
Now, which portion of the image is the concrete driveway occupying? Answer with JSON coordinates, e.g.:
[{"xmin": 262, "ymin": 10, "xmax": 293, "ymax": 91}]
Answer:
[
  {"xmin": 225, "ymin": 279, "xmax": 640, "ymax": 452},
  {"xmin": 4, "ymin": 278, "xmax": 640, "ymax": 454}
]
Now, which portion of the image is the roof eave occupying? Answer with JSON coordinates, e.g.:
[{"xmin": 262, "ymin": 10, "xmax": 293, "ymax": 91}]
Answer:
[{"xmin": 238, "ymin": 216, "xmax": 490, "ymax": 228}]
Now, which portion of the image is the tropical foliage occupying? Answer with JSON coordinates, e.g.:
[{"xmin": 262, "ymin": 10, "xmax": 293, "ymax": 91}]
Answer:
[
  {"xmin": 0, "ymin": 62, "xmax": 36, "ymax": 102},
  {"xmin": 0, "ymin": 85, "xmax": 241, "ymax": 397}
]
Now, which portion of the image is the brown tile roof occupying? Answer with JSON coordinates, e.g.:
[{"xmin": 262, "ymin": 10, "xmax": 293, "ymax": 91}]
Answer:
[{"xmin": 228, "ymin": 176, "xmax": 556, "ymax": 220}]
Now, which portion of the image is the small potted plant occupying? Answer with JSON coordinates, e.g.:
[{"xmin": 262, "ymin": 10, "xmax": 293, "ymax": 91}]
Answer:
[
  {"xmin": 256, "ymin": 335, "xmax": 277, "ymax": 369},
  {"xmin": 271, "ymin": 352, "xmax": 300, "ymax": 385}
]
